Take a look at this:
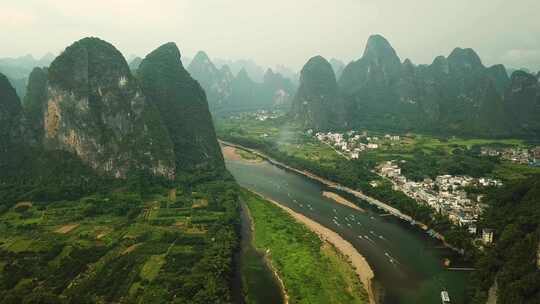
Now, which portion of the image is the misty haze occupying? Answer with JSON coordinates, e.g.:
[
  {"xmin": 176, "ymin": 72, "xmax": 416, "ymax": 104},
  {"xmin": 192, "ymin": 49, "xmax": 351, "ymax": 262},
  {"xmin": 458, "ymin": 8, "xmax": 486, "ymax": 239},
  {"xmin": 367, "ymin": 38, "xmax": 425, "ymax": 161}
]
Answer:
[{"xmin": 0, "ymin": 1, "xmax": 539, "ymax": 304}]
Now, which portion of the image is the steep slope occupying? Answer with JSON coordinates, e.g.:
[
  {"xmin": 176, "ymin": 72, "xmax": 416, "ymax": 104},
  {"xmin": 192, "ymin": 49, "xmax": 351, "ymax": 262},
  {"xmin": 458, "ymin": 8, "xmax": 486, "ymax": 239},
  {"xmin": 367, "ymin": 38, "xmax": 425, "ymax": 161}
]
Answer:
[
  {"xmin": 425, "ymin": 48, "xmax": 510, "ymax": 136},
  {"xmin": 44, "ymin": 37, "xmax": 175, "ymax": 179},
  {"xmin": 188, "ymin": 51, "xmax": 232, "ymax": 110},
  {"xmin": 0, "ymin": 73, "xmax": 24, "ymax": 150},
  {"xmin": 339, "ymin": 34, "xmax": 412, "ymax": 129},
  {"xmin": 228, "ymin": 68, "xmax": 258, "ymax": 109},
  {"xmin": 505, "ymin": 71, "xmax": 540, "ymax": 137},
  {"xmin": 329, "ymin": 58, "xmax": 345, "ymax": 80},
  {"xmin": 337, "ymin": 34, "xmax": 521, "ymax": 137},
  {"xmin": 23, "ymin": 67, "xmax": 48, "ymax": 143},
  {"xmin": 290, "ymin": 56, "xmax": 341, "ymax": 130},
  {"xmin": 261, "ymin": 68, "xmax": 296, "ymax": 107},
  {"xmin": 138, "ymin": 42, "xmax": 224, "ymax": 171},
  {"xmin": 486, "ymin": 64, "xmax": 510, "ymax": 94}
]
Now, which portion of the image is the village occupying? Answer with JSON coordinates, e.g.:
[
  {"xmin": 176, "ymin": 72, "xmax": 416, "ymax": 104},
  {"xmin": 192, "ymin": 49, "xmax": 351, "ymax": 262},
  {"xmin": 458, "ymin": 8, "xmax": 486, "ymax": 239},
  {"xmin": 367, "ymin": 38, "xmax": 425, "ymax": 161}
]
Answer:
[
  {"xmin": 313, "ymin": 130, "xmax": 400, "ymax": 159},
  {"xmin": 480, "ymin": 145, "xmax": 540, "ymax": 166},
  {"xmin": 228, "ymin": 110, "xmax": 281, "ymax": 122},
  {"xmin": 376, "ymin": 160, "xmax": 502, "ymax": 243}
]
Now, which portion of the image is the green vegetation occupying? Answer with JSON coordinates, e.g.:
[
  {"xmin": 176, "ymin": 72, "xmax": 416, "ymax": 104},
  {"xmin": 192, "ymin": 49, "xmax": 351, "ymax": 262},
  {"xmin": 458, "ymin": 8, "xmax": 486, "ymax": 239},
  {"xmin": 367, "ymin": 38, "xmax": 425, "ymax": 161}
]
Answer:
[
  {"xmin": 0, "ymin": 37, "xmax": 240, "ymax": 303},
  {"xmin": 0, "ymin": 72, "xmax": 23, "ymax": 147},
  {"xmin": 470, "ymin": 176, "xmax": 540, "ymax": 304},
  {"xmin": 242, "ymin": 190, "xmax": 368, "ymax": 304},
  {"xmin": 219, "ymin": 114, "xmax": 540, "ymax": 303},
  {"xmin": 218, "ymin": 115, "xmax": 539, "ymax": 257},
  {"xmin": 137, "ymin": 42, "xmax": 224, "ymax": 171},
  {"xmin": 0, "ymin": 172, "xmax": 240, "ymax": 304}
]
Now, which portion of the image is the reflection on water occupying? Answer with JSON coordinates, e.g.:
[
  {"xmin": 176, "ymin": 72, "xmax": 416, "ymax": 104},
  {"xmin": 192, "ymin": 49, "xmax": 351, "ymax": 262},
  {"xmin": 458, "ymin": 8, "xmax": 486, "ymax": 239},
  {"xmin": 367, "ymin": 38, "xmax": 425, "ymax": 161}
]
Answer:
[
  {"xmin": 237, "ymin": 202, "xmax": 284, "ymax": 304},
  {"xmin": 226, "ymin": 157, "xmax": 469, "ymax": 304}
]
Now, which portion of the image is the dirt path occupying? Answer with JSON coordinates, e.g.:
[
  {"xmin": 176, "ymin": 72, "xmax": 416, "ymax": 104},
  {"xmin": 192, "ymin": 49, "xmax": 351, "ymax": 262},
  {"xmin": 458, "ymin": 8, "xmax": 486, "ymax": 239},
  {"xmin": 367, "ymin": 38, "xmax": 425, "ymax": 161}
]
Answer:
[{"xmin": 251, "ymin": 191, "xmax": 377, "ymax": 304}]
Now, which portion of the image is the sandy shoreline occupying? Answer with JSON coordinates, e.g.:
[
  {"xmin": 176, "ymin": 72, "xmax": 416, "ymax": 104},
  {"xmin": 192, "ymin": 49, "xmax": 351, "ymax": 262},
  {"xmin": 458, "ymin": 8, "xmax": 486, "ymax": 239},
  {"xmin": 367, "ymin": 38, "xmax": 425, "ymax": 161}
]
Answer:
[
  {"xmin": 322, "ymin": 191, "xmax": 366, "ymax": 212},
  {"xmin": 222, "ymin": 145, "xmax": 262, "ymax": 163},
  {"xmin": 249, "ymin": 191, "xmax": 377, "ymax": 304}
]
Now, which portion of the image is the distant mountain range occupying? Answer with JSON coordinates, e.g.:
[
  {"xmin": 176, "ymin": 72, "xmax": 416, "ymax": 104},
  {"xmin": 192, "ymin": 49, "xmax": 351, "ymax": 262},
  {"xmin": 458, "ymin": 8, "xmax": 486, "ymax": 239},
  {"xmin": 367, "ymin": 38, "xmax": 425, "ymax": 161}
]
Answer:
[
  {"xmin": 291, "ymin": 34, "xmax": 540, "ymax": 138},
  {"xmin": 0, "ymin": 53, "xmax": 55, "ymax": 99},
  {"xmin": 188, "ymin": 51, "xmax": 297, "ymax": 115}
]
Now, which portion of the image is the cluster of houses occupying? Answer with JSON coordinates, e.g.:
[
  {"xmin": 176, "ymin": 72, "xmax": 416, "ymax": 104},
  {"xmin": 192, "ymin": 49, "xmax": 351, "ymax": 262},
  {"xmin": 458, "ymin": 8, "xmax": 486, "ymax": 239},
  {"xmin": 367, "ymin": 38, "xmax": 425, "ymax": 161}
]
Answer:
[
  {"xmin": 480, "ymin": 146, "xmax": 540, "ymax": 166},
  {"xmin": 230, "ymin": 110, "xmax": 280, "ymax": 121},
  {"xmin": 313, "ymin": 131, "xmax": 400, "ymax": 159},
  {"xmin": 377, "ymin": 161, "xmax": 502, "ymax": 240}
]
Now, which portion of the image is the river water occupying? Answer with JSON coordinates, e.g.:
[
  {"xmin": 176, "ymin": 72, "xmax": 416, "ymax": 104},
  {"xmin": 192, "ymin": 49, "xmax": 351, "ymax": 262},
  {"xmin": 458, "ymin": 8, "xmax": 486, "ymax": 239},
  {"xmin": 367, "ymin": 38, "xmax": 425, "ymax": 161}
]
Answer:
[{"xmin": 226, "ymin": 155, "xmax": 469, "ymax": 304}]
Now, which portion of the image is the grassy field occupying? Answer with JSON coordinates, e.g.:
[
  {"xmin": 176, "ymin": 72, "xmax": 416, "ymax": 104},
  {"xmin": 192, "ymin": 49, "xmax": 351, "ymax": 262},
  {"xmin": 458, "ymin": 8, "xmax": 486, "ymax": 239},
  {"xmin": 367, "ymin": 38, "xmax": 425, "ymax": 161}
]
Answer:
[
  {"xmin": 242, "ymin": 190, "xmax": 368, "ymax": 304},
  {"xmin": 0, "ymin": 181, "xmax": 239, "ymax": 304}
]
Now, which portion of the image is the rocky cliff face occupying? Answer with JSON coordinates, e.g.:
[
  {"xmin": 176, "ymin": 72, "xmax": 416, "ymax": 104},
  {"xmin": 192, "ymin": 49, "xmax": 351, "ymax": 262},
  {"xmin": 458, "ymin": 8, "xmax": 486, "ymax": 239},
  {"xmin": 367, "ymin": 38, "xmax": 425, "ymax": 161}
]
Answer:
[
  {"xmin": 138, "ymin": 42, "xmax": 224, "ymax": 171},
  {"xmin": 0, "ymin": 73, "xmax": 24, "ymax": 150},
  {"xmin": 44, "ymin": 37, "xmax": 175, "ymax": 179},
  {"xmin": 291, "ymin": 56, "xmax": 341, "ymax": 130}
]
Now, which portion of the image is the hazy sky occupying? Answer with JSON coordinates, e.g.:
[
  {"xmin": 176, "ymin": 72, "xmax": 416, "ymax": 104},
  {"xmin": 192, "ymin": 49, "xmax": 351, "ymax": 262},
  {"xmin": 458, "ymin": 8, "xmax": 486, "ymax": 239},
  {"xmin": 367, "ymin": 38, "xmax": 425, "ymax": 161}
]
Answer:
[{"xmin": 2, "ymin": 0, "xmax": 540, "ymax": 71}]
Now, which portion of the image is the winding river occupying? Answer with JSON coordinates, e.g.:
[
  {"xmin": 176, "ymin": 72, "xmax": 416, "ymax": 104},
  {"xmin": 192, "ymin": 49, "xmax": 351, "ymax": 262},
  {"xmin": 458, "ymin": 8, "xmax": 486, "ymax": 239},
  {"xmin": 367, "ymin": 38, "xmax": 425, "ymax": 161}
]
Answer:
[{"xmin": 225, "ymin": 147, "xmax": 470, "ymax": 304}]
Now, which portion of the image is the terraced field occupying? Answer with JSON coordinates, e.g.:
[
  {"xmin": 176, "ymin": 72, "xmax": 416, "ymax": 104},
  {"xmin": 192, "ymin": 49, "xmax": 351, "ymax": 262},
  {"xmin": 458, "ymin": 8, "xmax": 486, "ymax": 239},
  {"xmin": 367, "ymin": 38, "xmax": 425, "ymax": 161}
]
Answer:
[{"xmin": 0, "ymin": 181, "xmax": 239, "ymax": 303}]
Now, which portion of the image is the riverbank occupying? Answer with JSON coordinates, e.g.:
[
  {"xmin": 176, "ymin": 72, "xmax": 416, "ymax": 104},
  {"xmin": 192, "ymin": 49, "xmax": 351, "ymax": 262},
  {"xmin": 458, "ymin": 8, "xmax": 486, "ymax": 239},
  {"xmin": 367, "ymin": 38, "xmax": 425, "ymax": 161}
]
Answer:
[
  {"xmin": 251, "ymin": 191, "xmax": 376, "ymax": 304},
  {"xmin": 239, "ymin": 200, "xmax": 287, "ymax": 304},
  {"xmin": 242, "ymin": 190, "xmax": 372, "ymax": 304},
  {"xmin": 223, "ymin": 145, "xmax": 263, "ymax": 163},
  {"xmin": 220, "ymin": 140, "xmax": 458, "ymax": 252}
]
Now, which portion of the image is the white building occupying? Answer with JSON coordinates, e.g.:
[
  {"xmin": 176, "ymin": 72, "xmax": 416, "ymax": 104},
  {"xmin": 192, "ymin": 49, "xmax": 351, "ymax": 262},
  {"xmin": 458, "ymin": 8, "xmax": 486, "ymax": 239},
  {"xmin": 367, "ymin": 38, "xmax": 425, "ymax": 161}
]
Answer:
[{"xmin": 482, "ymin": 229, "xmax": 494, "ymax": 245}]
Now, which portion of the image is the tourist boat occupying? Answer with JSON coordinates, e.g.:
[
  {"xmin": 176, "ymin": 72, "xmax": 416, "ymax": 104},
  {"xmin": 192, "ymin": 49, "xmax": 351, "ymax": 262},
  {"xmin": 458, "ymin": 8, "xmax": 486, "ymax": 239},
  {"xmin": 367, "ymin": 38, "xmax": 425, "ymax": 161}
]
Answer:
[{"xmin": 441, "ymin": 290, "xmax": 450, "ymax": 303}]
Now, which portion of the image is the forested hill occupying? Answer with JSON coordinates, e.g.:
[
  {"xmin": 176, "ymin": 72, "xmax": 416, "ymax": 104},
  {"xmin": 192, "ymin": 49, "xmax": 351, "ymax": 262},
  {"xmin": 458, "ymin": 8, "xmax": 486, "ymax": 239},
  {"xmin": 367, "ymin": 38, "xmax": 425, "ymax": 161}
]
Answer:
[
  {"xmin": 0, "ymin": 37, "xmax": 226, "ymax": 201},
  {"xmin": 291, "ymin": 34, "xmax": 540, "ymax": 139},
  {"xmin": 137, "ymin": 42, "xmax": 224, "ymax": 171},
  {"xmin": 290, "ymin": 55, "xmax": 342, "ymax": 130}
]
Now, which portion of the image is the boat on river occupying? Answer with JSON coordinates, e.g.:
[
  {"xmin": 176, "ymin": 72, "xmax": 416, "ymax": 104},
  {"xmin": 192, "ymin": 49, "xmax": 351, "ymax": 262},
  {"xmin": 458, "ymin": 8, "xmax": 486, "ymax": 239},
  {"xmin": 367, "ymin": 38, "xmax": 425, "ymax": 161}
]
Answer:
[{"xmin": 441, "ymin": 290, "xmax": 451, "ymax": 303}]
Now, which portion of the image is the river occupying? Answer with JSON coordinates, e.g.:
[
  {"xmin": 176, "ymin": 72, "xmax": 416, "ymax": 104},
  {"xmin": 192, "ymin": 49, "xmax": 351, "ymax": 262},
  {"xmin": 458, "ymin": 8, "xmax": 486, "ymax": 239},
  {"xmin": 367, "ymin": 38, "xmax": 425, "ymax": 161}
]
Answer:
[{"xmin": 225, "ymin": 149, "xmax": 469, "ymax": 304}]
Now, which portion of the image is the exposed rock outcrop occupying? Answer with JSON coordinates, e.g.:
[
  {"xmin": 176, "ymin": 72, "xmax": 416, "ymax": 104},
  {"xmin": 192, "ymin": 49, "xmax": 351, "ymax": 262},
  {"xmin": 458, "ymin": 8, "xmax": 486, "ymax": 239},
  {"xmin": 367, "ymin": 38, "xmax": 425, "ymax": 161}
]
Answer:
[{"xmin": 44, "ymin": 37, "xmax": 175, "ymax": 179}]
